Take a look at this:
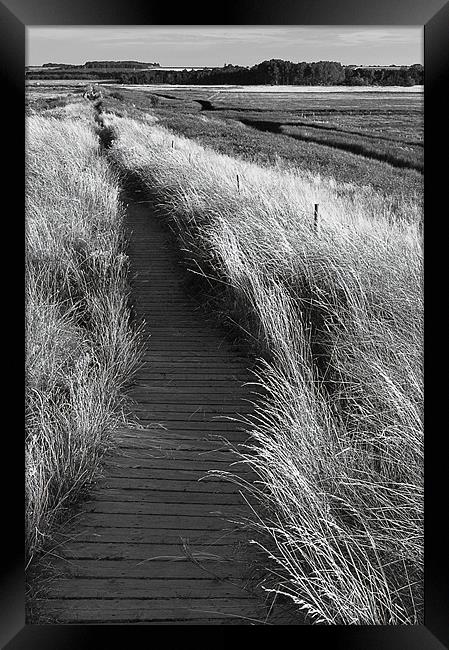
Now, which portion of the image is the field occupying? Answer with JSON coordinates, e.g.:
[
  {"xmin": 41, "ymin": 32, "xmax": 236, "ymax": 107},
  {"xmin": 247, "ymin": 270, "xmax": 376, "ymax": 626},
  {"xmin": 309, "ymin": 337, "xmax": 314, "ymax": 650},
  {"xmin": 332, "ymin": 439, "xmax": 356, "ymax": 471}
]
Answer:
[
  {"xmin": 26, "ymin": 82, "xmax": 423, "ymax": 624},
  {"xmin": 100, "ymin": 84, "xmax": 423, "ymax": 218},
  {"xmin": 117, "ymin": 83, "xmax": 424, "ymax": 93}
]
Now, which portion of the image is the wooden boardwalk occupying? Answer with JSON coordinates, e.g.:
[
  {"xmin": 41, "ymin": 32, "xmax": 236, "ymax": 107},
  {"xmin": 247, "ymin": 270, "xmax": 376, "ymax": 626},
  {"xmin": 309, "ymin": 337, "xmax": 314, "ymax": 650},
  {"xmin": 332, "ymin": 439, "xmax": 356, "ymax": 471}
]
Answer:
[{"xmin": 35, "ymin": 194, "xmax": 287, "ymax": 625}]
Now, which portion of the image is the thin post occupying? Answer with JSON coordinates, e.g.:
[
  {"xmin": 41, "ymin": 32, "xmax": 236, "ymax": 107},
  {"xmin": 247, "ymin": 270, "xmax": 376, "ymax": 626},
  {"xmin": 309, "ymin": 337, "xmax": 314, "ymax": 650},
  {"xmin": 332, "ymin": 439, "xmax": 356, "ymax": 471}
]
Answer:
[
  {"xmin": 314, "ymin": 203, "xmax": 320, "ymax": 234},
  {"xmin": 236, "ymin": 173, "xmax": 240, "ymax": 192},
  {"xmin": 171, "ymin": 140, "xmax": 174, "ymax": 149}
]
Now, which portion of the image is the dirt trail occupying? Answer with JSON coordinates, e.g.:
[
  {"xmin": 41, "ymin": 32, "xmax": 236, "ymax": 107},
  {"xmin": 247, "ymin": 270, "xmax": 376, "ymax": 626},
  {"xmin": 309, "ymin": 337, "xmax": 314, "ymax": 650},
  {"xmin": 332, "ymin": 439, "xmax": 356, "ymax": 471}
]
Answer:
[{"xmin": 33, "ymin": 185, "xmax": 298, "ymax": 624}]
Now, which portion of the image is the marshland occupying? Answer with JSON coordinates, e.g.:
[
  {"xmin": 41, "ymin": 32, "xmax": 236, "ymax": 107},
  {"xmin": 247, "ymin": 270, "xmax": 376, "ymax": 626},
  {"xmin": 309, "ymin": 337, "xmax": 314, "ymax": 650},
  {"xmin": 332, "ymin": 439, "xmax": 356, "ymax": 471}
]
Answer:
[{"xmin": 25, "ymin": 75, "xmax": 423, "ymax": 625}]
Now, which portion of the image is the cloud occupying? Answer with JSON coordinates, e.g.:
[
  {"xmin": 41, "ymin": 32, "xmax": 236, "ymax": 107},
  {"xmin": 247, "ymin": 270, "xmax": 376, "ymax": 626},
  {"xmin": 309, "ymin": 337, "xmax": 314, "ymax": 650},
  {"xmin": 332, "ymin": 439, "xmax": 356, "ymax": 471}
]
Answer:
[
  {"xmin": 335, "ymin": 28, "xmax": 422, "ymax": 46},
  {"xmin": 28, "ymin": 26, "xmax": 422, "ymax": 53}
]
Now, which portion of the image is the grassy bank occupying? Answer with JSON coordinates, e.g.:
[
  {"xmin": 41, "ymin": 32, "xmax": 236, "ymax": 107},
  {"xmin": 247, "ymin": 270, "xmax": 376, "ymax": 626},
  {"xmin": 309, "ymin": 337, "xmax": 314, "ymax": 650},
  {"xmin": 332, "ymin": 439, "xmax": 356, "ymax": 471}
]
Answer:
[
  {"xmin": 100, "ymin": 87, "xmax": 423, "ymax": 223},
  {"xmin": 25, "ymin": 102, "xmax": 141, "ymax": 565},
  {"xmin": 104, "ymin": 113, "xmax": 423, "ymax": 624}
]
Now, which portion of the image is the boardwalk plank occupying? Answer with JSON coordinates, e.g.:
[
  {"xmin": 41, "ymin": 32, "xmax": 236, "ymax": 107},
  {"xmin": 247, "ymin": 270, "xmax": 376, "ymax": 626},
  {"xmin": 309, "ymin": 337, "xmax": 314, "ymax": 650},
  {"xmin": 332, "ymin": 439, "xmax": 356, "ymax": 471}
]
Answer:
[
  {"xmin": 46, "ymin": 559, "xmax": 245, "ymax": 579},
  {"xmin": 93, "ymin": 489, "xmax": 245, "ymax": 504},
  {"xmin": 36, "ymin": 599, "xmax": 269, "ymax": 623},
  {"xmin": 82, "ymin": 502, "xmax": 246, "ymax": 517},
  {"xmin": 45, "ymin": 578, "xmax": 251, "ymax": 599},
  {"xmin": 61, "ymin": 543, "xmax": 245, "ymax": 559},
  {"xmin": 78, "ymin": 513, "xmax": 241, "ymax": 529},
  {"xmin": 102, "ymin": 476, "xmax": 243, "ymax": 488}
]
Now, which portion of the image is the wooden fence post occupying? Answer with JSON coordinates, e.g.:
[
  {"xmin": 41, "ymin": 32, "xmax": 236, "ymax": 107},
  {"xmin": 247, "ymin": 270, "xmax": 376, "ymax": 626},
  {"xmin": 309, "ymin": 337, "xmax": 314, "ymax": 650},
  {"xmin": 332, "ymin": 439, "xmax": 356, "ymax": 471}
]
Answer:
[{"xmin": 314, "ymin": 203, "xmax": 320, "ymax": 234}]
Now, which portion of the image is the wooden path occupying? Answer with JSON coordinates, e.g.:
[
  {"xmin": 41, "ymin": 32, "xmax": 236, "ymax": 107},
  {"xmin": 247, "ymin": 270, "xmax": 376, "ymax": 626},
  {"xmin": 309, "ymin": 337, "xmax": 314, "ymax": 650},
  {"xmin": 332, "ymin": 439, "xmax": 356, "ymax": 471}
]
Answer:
[{"xmin": 35, "ymin": 194, "xmax": 290, "ymax": 625}]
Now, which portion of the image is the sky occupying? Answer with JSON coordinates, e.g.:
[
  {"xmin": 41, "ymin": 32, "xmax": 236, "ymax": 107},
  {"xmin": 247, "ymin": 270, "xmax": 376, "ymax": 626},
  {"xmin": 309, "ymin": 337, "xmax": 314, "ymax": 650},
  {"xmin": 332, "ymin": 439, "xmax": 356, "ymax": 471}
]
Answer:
[{"xmin": 26, "ymin": 26, "xmax": 423, "ymax": 68}]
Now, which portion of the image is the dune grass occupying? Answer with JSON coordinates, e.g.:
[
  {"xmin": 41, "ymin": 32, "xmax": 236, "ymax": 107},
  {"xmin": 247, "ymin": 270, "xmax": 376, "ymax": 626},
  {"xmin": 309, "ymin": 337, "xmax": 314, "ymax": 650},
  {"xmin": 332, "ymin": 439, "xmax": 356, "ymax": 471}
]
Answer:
[
  {"xmin": 25, "ymin": 104, "xmax": 141, "ymax": 565},
  {"xmin": 104, "ymin": 113, "xmax": 423, "ymax": 624}
]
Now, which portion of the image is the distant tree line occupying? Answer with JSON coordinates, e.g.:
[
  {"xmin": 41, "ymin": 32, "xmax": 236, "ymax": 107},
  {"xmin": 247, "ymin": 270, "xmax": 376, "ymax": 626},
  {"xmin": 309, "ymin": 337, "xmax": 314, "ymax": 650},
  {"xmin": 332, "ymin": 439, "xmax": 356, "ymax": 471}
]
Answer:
[
  {"xmin": 42, "ymin": 63, "xmax": 80, "ymax": 68},
  {"xmin": 118, "ymin": 59, "xmax": 423, "ymax": 86},
  {"xmin": 27, "ymin": 60, "xmax": 160, "ymax": 80},
  {"xmin": 84, "ymin": 61, "xmax": 160, "ymax": 69},
  {"xmin": 27, "ymin": 59, "xmax": 424, "ymax": 86},
  {"xmin": 344, "ymin": 64, "xmax": 423, "ymax": 86}
]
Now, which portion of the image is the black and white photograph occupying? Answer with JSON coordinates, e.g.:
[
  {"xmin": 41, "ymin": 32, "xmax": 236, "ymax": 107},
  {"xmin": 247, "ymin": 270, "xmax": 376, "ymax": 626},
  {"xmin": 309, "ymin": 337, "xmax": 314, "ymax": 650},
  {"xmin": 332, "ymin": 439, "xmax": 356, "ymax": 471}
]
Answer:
[
  {"xmin": 22, "ymin": 24, "xmax": 426, "ymax": 626},
  {"xmin": 0, "ymin": 0, "xmax": 445, "ymax": 642}
]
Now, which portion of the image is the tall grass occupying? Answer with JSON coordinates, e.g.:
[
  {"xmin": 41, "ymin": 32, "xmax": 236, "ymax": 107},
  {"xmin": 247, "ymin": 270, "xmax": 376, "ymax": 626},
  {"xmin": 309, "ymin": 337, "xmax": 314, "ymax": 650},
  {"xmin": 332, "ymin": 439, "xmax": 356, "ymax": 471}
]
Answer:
[
  {"xmin": 105, "ymin": 114, "xmax": 423, "ymax": 624},
  {"xmin": 25, "ymin": 105, "xmax": 141, "ymax": 564}
]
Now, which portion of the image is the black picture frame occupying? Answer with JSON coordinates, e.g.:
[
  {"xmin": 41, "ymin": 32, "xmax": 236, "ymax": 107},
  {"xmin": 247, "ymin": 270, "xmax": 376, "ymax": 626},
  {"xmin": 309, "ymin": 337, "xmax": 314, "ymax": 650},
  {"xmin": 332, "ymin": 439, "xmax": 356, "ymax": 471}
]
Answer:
[{"xmin": 2, "ymin": 0, "xmax": 446, "ymax": 646}]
